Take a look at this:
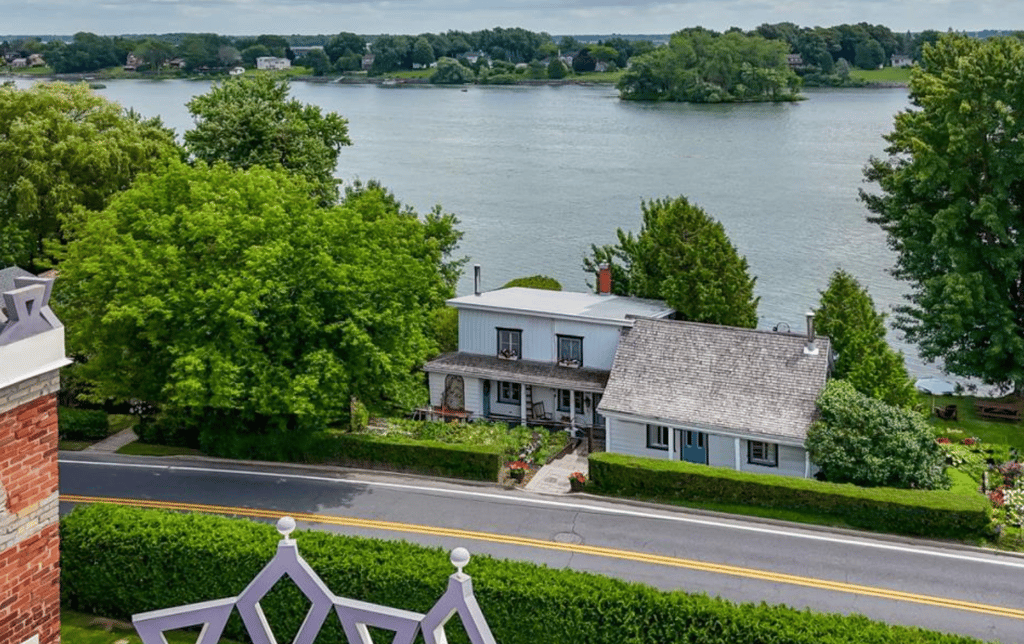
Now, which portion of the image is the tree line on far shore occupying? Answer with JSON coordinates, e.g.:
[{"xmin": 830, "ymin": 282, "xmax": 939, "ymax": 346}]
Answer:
[{"xmin": 3, "ymin": 22, "xmax": 947, "ymax": 80}]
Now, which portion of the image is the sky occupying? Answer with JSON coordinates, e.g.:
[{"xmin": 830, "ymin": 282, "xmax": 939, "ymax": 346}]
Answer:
[{"xmin": 1, "ymin": 0, "xmax": 1018, "ymax": 37}]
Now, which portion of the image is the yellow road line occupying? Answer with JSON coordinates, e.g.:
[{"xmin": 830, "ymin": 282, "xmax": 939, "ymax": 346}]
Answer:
[{"xmin": 61, "ymin": 494, "xmax": 1024, "ymax": 621}]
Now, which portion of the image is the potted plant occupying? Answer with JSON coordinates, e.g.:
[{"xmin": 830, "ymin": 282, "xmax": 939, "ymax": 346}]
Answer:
[
  {"xmin": 568, "ymin": 471, "xmax": 586, "ymax": 492},
  {"xmin": 509, "ymin": 460, "xmax": 529, "ymax": 482}
]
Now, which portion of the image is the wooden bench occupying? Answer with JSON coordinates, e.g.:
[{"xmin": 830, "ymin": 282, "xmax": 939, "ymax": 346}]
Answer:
[{"xmin": 974, "ymin": 400, "xmax": 1022, "ymax": 422}]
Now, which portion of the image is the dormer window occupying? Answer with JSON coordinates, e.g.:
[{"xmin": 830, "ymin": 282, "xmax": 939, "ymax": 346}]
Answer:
[
  {"xmin": 557, "ymin": 335, "xmax": 583, "ymax": 367},
  {"xmin": 497, "ymin": 328, "xmax": 521, "ymax": 360}
]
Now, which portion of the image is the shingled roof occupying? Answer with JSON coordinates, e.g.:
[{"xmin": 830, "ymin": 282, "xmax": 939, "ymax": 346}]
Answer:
[
  {"xmin": 423, "ymin": 352, "xmax": 610, "ymax": 392},
  {"xmin": 599, "ymin": 318, "xmax": 831, "ymax": 441}
]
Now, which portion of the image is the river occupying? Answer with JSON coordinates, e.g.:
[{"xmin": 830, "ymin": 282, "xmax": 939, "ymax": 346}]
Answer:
[{"xmin": 11, "ymin": 78, "xmax": 937, "ymax": 377}]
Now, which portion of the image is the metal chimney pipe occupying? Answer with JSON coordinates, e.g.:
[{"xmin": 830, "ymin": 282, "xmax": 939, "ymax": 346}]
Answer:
[
  {"xmin": 804, "ymin": 312, "xmax": 819, "ymax": 356},
  {"xmin": 474, "ymin": 264, "xmax": 481, "ymax": 296}
]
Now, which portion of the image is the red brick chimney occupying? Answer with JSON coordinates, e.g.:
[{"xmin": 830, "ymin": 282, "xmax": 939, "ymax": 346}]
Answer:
[
  {"xmin": 0, "ymin": 273, "xmax": 70, "ymax": 644},
  {"xmin": 598, "ymin": 263, "xmax": 612, "ymax": 295}
]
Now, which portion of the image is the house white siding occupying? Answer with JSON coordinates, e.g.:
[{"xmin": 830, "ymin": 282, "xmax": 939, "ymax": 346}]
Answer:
[
  {"xmin": 738, "ymin": 441, "xmax": 807, "ymax": 478},
  {"xmin": 457, "ymin": 309, "xmax": 621, "ymax": 368},
  {"xmin": 428, "ymin": 372, "xmax": 445, "ymax": 408},
  {"xmin": 464, "ymin": 376, "xmax": 482, "ymax": 415},
  {"xmin": 606, "ymin": 418, "xmax": 672, "ymax": 459},
  {"xmin": 707, "ymin": 436, "xmax": 733, "ymax": 468}
]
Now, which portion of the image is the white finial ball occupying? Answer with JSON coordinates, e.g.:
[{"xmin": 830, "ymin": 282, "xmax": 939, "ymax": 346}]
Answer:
[
  {"xmin": 450, "ymin": 547, "xmax": 470, "ymax": 573},
  {"xmin": 277, "ymin": 516, "xmax": 296, "ymax": 539}
]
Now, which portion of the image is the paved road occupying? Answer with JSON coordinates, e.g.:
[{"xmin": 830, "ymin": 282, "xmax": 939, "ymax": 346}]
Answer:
[{"xmin": 59, "ymin": 453, "xmax": 1024, "ymax": 643}]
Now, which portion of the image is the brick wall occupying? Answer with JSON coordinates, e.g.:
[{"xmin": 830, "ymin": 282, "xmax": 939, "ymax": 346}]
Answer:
[{"xmin": 0, "ymin": 370, "xmax": 61, "ymax": 644}]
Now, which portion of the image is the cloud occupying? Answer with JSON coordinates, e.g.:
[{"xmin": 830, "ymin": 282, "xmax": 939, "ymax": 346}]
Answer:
[{"xmin": 0, "ymin": 0, "xmax": 1019, "ymax": 36}]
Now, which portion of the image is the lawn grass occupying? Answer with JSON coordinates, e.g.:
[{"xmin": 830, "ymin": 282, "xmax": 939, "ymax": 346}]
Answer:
[
  {"xmin": 849, "ymin": 67, "xmax": 912, "ymax": 83},
  {"xmin": 116, "ymin": 442, "xmax": 203, "ymax": 456},
  {"xmin": 62, "ymin": 609, "xmax": 243, "ymax": 644},
  {"xmin": 925, "ymin": 393, "xmax": 1024, "ymax": 452},
  {"xmin": 59, "ymin": 440, "xmax": 92, "ymax": 451}
]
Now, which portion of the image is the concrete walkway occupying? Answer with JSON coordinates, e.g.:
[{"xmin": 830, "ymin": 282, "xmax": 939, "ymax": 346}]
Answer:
[
  {"xmin": 524, "ymin": 442, "xmax": 589, "ymax": 495},
  {"xmin": 84, "ymin": 427, "xmax": 139, "ymax": 453}
]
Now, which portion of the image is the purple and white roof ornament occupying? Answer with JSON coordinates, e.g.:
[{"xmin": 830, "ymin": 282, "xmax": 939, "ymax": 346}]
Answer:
[{"xmin": 131, "ymin": 516, "xmax": 497, "ymax": 644}]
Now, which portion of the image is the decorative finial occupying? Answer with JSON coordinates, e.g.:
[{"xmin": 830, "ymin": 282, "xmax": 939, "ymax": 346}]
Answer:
[
  {"xmin": 277, "ymin": 516, "xmax": 296, "ymax": 542},
  {"xmin": 450, "ymin": 547, "xmax": 470, "ymax": 575}
]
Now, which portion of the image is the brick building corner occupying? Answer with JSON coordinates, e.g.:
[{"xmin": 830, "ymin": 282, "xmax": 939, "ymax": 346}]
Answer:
[{"xmin": 0, "ymin": 272, "xmax": 72, "ymax": 644}]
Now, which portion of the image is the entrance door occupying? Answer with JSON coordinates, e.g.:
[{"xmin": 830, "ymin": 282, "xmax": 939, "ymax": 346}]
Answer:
[{"xmin": 682, "ymin": 430, "xmax": 708, "ymax": 464}]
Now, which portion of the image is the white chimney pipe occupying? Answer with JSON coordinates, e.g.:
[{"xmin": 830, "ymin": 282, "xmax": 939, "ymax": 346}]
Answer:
[
  {"xmin": 474, "ymin": 264, "xmax": 481, "ymax": 296},
  {"xmin": 804, "ymin": 312, "xmax": 818, "ymax": 356}
]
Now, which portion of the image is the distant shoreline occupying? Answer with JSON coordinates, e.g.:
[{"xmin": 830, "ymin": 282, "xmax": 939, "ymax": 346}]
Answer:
[{"xmin": 3, "ymin": 70, "xmax": 907, "ymax": 90}]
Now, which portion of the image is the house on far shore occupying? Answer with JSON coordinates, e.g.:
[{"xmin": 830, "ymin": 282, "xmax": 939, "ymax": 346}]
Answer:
[
  {"xmin": 891, "ymin": 54, "xmax": 914, "ymax": 68},
  {"xmin": 422, "ymin": 266, "xmax": 673, "ymax": 432},
  {"xmin": 256, "ymin": 56, "xmax": 291, "ymax": 71},
  {"xmin": 598, "ymin": 316, "xmax": 831, "ymax": 479},
  {"xmin": 124, "ymin": 52, "xmax": 144, "ymax": 71}
]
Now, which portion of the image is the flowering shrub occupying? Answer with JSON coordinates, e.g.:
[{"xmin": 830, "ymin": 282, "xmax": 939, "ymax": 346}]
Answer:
[
  {"xmin": 1004, "ymin": 488, "xmax": 1024, "ymax": 526},
  {"xmin": 995, "ymin": 461, "xmax": 1024, "ymax": 487},
  {"xmin": 962, "ymin": 437, "xmax": 980, "ymax": 446},
  {"xmin": 509, "ymin": 460, "xmax": 530, "ymax": 472},
  {"xmin": 988, "ymin": 488, "xmax": 1005, "ymax": 507},
  {"xmin": 935, "ymin": 437, "xmax": 951, "ymax": 444},
  {"xmin": 568, "ymin": 471, "xmax": 586, "ymax": 483}
]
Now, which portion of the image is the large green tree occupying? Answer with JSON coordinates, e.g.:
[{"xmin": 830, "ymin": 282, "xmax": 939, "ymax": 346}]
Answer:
[
  {"xmin": 0, "ymin": 82, "xmax": 181, "ymax": 270},
  {"xmin": 584, "ymin": 196, "xmax": 759, "ymax": 328},
  {"xmin": 59, "ymin": 162, "xmax": 462, "ymax": 455},
  {"xmin": 184, "ymin": 75, "xmax": 351, "ymax": 205},
  {"xmin": 862, "ymin": 35, "xmax": 1024, "ymax": 392},
  {"xmin": 816, "ymin": 270, "xmax": 916, "ymax": 407}
]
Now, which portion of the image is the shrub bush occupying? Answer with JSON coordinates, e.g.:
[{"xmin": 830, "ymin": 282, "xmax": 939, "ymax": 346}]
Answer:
[
  {"xmin": 303, "ymin": 430, "xmax": 501, "ymax": 481},
  {"xmin": 589, "ymin": 452, "xmax": 990, "ymax": 539},
  {"xmin": 58, "ymin": 407, "xmax": 110, "ymax": 441},
  {"xmin": 808, "ymin": 380, "xmax": 948, "ymax": 489},
  {"xmin": 62, "ymin": 505, "xmax": 983, "ymax": 644}
]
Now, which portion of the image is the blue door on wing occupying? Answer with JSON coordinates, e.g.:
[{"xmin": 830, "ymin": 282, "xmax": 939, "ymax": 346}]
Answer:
[{"xmin": 682, "ymin": 430, "xmax": 708, "ymax": 464}]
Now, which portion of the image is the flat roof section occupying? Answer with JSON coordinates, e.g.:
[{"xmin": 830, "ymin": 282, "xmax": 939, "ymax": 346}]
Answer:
[{"xmin": 449, "ymin": 287, "xmax": 674, "ymax": 324}]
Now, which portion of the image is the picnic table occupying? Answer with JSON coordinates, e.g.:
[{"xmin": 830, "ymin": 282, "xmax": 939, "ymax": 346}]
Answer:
[{"xmin": 974, "ymin": 400, "xmax": 1022, "ymax": 422}]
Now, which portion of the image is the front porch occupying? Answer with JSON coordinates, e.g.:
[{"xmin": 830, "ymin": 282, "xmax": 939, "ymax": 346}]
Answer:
[{"xmin": 422, "ymin": 352, "xmax": 610, "ymax": 437}]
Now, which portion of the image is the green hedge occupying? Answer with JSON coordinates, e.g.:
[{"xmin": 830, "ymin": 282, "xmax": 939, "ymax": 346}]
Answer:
[
  {"xmin": 589, "ymin": 453, "xmax": 991, "ymax": 539},
  {"xmin": 58, "ymin": 407, "xmax": 110, "ymax": 441},
  {"xmin": 301, "ymin": 431, "xmax": 501, "ymax": 481},
  {"xmin": 62, "ymin": 505, "xmax": 981, "ymax": 644}
]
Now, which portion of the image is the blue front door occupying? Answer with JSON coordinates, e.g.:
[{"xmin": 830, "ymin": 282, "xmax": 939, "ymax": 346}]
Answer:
[{"xmin": 682, "ymin": 430, "xmax": 708, "ymax": 464}]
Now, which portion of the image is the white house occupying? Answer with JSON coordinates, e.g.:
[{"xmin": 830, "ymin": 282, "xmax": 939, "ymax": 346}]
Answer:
[
  {"xmin": 598, "ymin": 316, "xmax": 831, "ymax": 478},
  {"xmin": 422, "ymin": 267, "xmax": 673, "ymax": 430},
  {"xmin": 256, "ymin": 56, "xmax": 291, "ymax": 71},
  {"xmin": 891, "ymin": 54, "xmax": 914, "ymax": 68}
]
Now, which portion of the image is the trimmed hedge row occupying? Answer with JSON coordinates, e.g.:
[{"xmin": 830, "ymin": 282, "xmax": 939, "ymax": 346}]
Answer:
[
  {"xmin": 58, "ymin": 407, "xmax": 110, "ymax": 441},
  {"xmin": 589, "ymin": 453, "xmax": 991, "ymax": 539},
  {"xmin": 301, "ymin": 430, "xmax": 502, "ymax": 481},
  {"xmin": 62, "ymin": 504, "xmax": 982, "ymax": 644}
]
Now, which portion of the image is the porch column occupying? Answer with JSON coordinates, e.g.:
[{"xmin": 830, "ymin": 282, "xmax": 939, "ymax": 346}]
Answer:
[
  {"xmin": 569, "ymin": 390, "xmax": 577, "ymax": 432},
  {"xmin": 667, "ymin": 426, "xmax": 675, "ymax": 461},
  {"xmin": 520, "ymin": 383, "xmax": 527, "ymax": 425},
  {"xmin": 734, "ymin": 438, "xmax": 741, "ymax": 471},
  {"xmin": 804, "ymin": 450, "xmax": 811, "ymax": 478}
]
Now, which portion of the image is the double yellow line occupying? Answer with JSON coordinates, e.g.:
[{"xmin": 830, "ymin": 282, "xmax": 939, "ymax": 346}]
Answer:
[{"xmin": 61, "ymin": 494, "xmax": 1024, "ymax": 621}]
